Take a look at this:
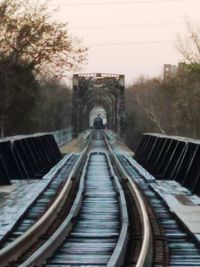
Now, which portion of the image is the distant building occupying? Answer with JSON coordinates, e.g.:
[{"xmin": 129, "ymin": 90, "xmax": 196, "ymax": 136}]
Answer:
[
  {"xmin": 163, "ymin": 64, "xmax": 177, "ymax": 81},
  {"xmin": 177, "ymin": 62, "xmax": 187, "ymax": 74},
  {"xmin": 163, "ymin": 62, "xmax": 187, "ymax": 81}
]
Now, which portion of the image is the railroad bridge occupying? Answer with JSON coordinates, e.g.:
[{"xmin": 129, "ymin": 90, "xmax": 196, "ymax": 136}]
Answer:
[
  {"xmin": 0, "ymin": 75, "xmax": 200, "ymax": 266},
  {"xmin": 72, "ymin": 73, "xmax": 125, "ymax": 137}
]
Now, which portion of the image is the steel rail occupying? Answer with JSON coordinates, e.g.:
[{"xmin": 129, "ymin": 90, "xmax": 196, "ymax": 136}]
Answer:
[
  {"xmin": 20, "ymin": 154, "xmax": 91, "ymax": 267},
  {"xmin": 20, "ymin": 151, "xmax": 129, "ymax": 267},
  {"xmin": 0, "ymin": 132, "xmax": 93, "ymax": 267},
  {"xmin": 19, "ymin": 135, "xmax": 129, "ymax": 267},
  {"xmin": 104, "ymin": 132, "xmax": 153, "ymax": 267},
  {"xmin": 105, "ymin": 153, "xmax": 129, "ymax": 267}
]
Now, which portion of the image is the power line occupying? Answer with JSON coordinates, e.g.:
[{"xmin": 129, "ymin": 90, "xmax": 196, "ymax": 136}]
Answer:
[
  {"xmin": 74, "ymin": 21, "xmax": 186, "ymax": 30},
  {"xmin": 49, "ymin": 0, "xmax": 199, "ymax": 6},
  {"xmin": 87, "ymin": 40, "xmax": 175, "ymax": 46}
]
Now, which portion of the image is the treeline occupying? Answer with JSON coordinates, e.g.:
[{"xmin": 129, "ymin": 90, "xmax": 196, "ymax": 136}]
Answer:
[
  {"xmin": 0, "ymin": 68, "xmax": 72, "ymax": 136},
  {"xmin": 35, "ymin": 79, "xmax": 72, "ymax": 133},
  {"xmin": 0, "ymin": 0, "xmax": 86, "ymax": 137},
  {"xmin": 125, "ymin": 70, "xmax": 200, "ymax": 150},
  {"xmin": 125, "ymin": 18, "xmax": 200, "ymax": 150}
]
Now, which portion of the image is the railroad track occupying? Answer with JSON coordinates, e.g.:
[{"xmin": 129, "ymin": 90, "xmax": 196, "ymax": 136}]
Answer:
[
  {"xmin": 41, "ymin": 152, "xmax": 128, "ymax": 266},
  {"xmin": 118, "ymin": 153, "xmax": 200, "ymax": 267},
  {"xmin": 0, "ymin": 130, "xmax": 152, "ymax": 267},
  {"xmin": 0, "ymin": 154, "xmax": 79, "ymax": 249}
]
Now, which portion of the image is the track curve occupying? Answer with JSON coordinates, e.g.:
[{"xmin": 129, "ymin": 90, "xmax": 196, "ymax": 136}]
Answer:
[{"xmin": 0, "ymin": 130, "xmax": 153, "ymax": 267}]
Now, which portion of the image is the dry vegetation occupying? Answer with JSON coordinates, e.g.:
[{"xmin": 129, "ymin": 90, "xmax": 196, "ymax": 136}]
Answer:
[
  {"xmin": 125, "ymin": 18, "xmax": 200, "ymax": 150},
  {"xmin": 125, "ymin": 71, "xmax": 200, "ymax": 150},
  {"xmin": 0, "ymin": 0, "xmax": 86, "ymax": 136}
]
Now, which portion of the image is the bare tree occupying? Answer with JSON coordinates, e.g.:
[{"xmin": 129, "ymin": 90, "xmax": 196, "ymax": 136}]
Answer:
[
  {"xmin": 177, "ymin": 18, "xmax": 200, "ymax": 65},
  {"xmin": 0, "ymin": 0, "xmax": 87, "ymax": 136},
  {"xmin": 0, "ymin": 0, "xmax": 87, "ymax": 77},
  {"xmin": 132, "ymin": 76, "xmax": 166, "ymax": 133}
]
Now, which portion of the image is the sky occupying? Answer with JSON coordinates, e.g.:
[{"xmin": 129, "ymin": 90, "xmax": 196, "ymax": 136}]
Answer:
[{"xmin": 46, "ymin": 0, "xmax": 200, "ymax": 84}]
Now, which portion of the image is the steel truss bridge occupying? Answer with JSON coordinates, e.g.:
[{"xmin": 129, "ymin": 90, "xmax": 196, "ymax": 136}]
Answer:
[
  {"xmin": 0, "ymin": 72, "xmax": 200, "ymax": 266},
  {"xmin": 72, "ymin": 73, "xmax": 125, "ymax": 137}
]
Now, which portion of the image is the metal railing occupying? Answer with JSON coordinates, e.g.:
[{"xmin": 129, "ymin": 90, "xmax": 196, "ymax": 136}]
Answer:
[{"xmin": 51, "ymin": 128, "xmax": 72, "ymax": 147}]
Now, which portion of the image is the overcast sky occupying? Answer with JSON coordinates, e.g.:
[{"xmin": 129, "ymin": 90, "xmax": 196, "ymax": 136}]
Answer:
[{"xmin": 47, "ymin": 0, "xmax": 200, "ymax": 84}]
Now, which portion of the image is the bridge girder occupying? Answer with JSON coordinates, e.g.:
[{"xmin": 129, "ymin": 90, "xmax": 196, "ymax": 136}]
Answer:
[{"xmin": 72, "ymin": 73, "xmax": 125, "ymax": 137}]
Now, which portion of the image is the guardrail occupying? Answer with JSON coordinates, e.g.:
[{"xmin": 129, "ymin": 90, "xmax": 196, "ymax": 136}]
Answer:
[
  {"xmin": 0, "ymin": 134, "xmax": 62, "ymax": 185},
  {"xmin": 135, "ymin": 133, "xmax": 200, "ymax": 196},
  {"xmin": 51, "ymin": 128, "xmax": 72, "ymax": 147}
]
